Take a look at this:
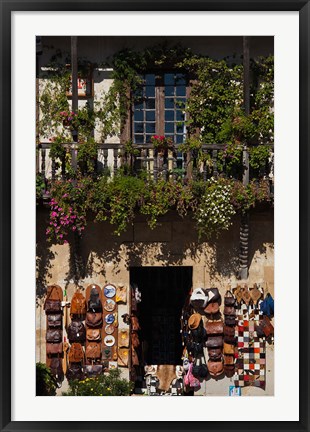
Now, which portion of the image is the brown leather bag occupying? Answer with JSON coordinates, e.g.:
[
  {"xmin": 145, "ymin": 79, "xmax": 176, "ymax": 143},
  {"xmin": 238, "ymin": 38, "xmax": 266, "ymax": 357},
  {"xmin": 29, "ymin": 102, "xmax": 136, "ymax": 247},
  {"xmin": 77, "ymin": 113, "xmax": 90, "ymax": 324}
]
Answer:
[
  {"xmin": 224, "ymin": 290, "xmax": 236, "ymax": 306},
  {"xmin": 67, "ymin": 320, "xmax": 86, "ymax": 343},
  {"xmin": 224, "ymin": 355, "xmax": 235, "ymax": 365},
  {"xmin": 86, "ymin": 328, "xmax": 101, "ymax": 341},
  {"xmin": 208, "ymin": 360, "xmax": 224, "ymax": 377},
  {"xmin": 85, "ymin": 364, "xmax": 103, "ymax": 377},
  {"xmin": 46, "ymin": 329, "xmax": 62, "ymax": 343},
  {"xmin": 44, "ymin": 299, "xmax": 61, "ymax": 314},
  {"xmin": 86, "ymin": 342, "xmax": 101, "ymax": 359},
  {"xmin": 223, "ymin": 342, "xmax": 235, "ymax": 355},
  {"xmin": 47, "ymin": 313, "xmax": 62, "ymax": 328},
  {"xmin": 207, "ymin": 348, "xmax": 222, "ymax": 361},
  {"xmin": 205, "ymin": 336, "xmax": 223, "ymax": 348},
  {"xmin": 255, "ymin": 316, "xmax": 274, "ymax": 338},
  {"xmin": 224, "ymin": 334, "xmax": 236, "ymax": 344},
  {"xmin": 224, "ymin": 325, "xmax": 235, "ymax": 336},
  {"xmin": 68, "ymin": 343, "xmax": 84, "ymax": 363},
  {"xmin": 85, "ymin": 312, "xmax": 103, "ymax": 328},
  {"xmin": 225, "ymin": 316, "xmax": 236, "ymax": 326},
  {"xmin": 224, "ymin": 306, "xmax": 235, "ymax": 315},
  {"xmin": 131, "ymin": 316, "xmax": 140, "ymax": 331},
  {"xmin": 131, "ymin": 332, "xmax": 140, "ymax": 348},
  {"xmin": 70, "ymin": 292, "xmax": 86, "ymax": 315},
  {"xmin": 224, "ymin": 364, "xmax": 235, "ymax": 378},
  {"xmin": 46, "ymin": 342, "xmax": 63, "ymax": 355},
  {"xmin": 205, "ymin": 320, "xmax": 223, "ymax": 335},
  {"xmin": 204, "ymin": 302, "xmax": 219, "ymax": 315}
]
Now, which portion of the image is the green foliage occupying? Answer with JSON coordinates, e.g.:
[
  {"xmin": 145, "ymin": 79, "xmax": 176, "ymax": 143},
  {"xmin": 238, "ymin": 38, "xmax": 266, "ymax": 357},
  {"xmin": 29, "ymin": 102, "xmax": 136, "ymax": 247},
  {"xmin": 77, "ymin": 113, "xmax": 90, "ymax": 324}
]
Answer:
[
  {"xmin": 36, "ymin": 173, "xmax": 46, "ymax": 202},
  {"xmin": 249, "ymin": 145, "xmax": 272, "ymax": 171},
  {"xmin": 36, "ymin": 362, "xmax": 57, "ymax": 396},
  {"xmin": 62, "ymin": 368, "xmax": 133, "ymax": 396}
]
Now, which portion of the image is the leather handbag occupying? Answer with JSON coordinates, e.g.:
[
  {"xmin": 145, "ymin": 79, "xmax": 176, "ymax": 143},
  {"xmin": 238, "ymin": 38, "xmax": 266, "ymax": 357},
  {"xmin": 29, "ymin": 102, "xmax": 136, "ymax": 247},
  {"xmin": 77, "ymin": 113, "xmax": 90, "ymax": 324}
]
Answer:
[
  {"xmin": 207, "ymin": 348, "xmax": 222, "ymax": 361},
  {"xmin": 66, "ymin": 363, "xmax": 84, "ymax": 381},
  {"xmin": 224, "ymin": 355, "xmax": 235, "ymax": 365},
  {"xmin": 205, "ymin": 336, "xmax": 223, "ymax": 348},
  {"xmin": 208, "ymin": 360, "xmax": 224, "ymax": 377},
  {"xmin": 242, "ymin": 286, "xmax": 251, "ymax": 306},
  {"xmin": 205, "ymin": 320, "xmax": 223, "ymax": 335},
  {"xmin": 255, "ymin": 316, "xmax": 274, "ymax": 337},
  {"xmin": 44, "ymin": 299, "xmax": 61, "ymax": 314},
  {"xmin": 204, "ymin": 302, "xmax": 219, "ymax": 315},
  {"xmin": 192, "ymin": 357, "xmax": 209, "ymax": 379},
  {"xmin": 225, "ymin": 316, "xmax": 236, "ymax": 326},
  {"xmin": 49, "ymin": 357, "xmax": 64, "ymax": 382},
  {"xmin": 85, "ymin": 364, "xmax": 103, "ymax": 378},
  {"xmin": 68, "ymin": 343, "xmax": 84, "ymax": 363},
  {"xmin": 224, "ymin": 335, "xmax": 236, "ymax": 344},
  {"xmin": 131, "ymin": 332, "xmax": 140, "ymax": 348},
  {"xmin": 224, "ymin": 306, "xmax": 235, "ymax": 315},
  {"xmin": 46, "ymin": 329, "xmax": 62, "ymax": 343},
  {"xmin": 205, "ymin": 288, "xmax": 220, "ymax": 303},
  {"xmin": 86, "ymin": 342, "xmax": 101, "ymax": 359},
  {"xmin": 224, "ymin": 325, "xmax": 235, "ymax": 336},
  {"xmin": 223, "ymin": 342, "xmax": 235, "ymax": 355},
  {"xmin": 224, "ymin": 290, "xmax": 236, "ymax": 306},
  {"xmin": 86, "ymin": 328, "xmax": 101, "ymax": 341},
  {"xmin": 224, "ymin": 364, "xmax": 235, "ymax": 378},
  {"xmin": 250, "ymin": 284, "xmax": 262, "ymax": 305},
  {"xmin": 68, "ymin": 320, "xmax": 86, "ymax": 343},
  {"xmin": 47, "ymin": 313, "xmax": 62, "ymax": 328},
  {"xmin": 85, "ymin": 312, "xmax": 103, "ymax": 328},
  {"xmin": 70, "ymin": 292, "xmax": 87, "ymax": 315},
  {"xmin": 46, "ymin": 342, "xmax": 63, "ymax": 355}
]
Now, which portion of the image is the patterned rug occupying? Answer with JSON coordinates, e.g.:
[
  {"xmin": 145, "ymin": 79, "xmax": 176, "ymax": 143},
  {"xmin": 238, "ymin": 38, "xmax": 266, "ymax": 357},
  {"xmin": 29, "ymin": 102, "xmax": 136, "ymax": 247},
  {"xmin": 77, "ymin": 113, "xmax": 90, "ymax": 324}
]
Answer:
[{"xmin": 234, "ymin": 306, "xmax": 266, "ymax": 389}]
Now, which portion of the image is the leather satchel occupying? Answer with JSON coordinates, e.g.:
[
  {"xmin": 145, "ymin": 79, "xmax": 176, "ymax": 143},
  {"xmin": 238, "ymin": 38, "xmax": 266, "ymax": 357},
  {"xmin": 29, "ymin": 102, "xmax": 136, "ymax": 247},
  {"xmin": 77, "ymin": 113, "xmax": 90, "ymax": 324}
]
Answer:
[
  {"xmin": 47, "ymin": 313, "xmax": 62, "ymax": 328},
  {"xmin": 86, "ymin": 342, "xmax": 101, "ymax": 359},
  {"xmin": 205, "ymin": 321, "xmax": 224, "ymax": 335},
  {"xmin": 205, "ymin": 335, "xmax": 223, "ymax": 348},
  {"xmin": 68, "ymin": 320, "xmax": 86, "ymax": 343},
  {"xmin": 207, "ymin": 347, "xmax": 222, "ymax": 361},
  {"xmin": 46, "ymin": 329, "xmax": 62, "ymax": 343},
  {"xmin": 46, "ymin": 342, "xmax": 63, "ymax": 355},
  {"xmin": 223, "ymin": 342, "xmax": 235, "ymax": 355},
  {"xmin": 49, "ymin": 357, "xmax": 64, "ymax": 382},
  {"xmin": 224, "ymin": 334, "xmax": 237, "ymax": 344},
  {"xmin": 68, "ymin": 343, "xmax": 84, "ymax": 363},
  {"xmin": 224, "ymin": 364, "xmax": 235, "ymax": 378},
  {"xmin": 224, "ymin": 290, "xmax": 236, "ymax": 306},
  {"xmin": 225, "ymin": 316, "xmax": 236, "ymax": 326},
  {"xmin": 224, "ymin": 354, "xmax": 235, "ymax": 365},
  {"xmin": 66, "ymin": 363, "xmax": 84, "ymax": 381},
  {"xmin": 85, "ymin": 312, "xmax": 103, "ymax": 328},
  {"xmin": 208, "ymin": 360, "xmax": 224, "ymax": 377},
  {"xmin": 70, "ymin": 292, "xmax": 86, "ymax": 315},
  {"xmin": 85, "ymin": 364, "xmax": 103, "ymax": 378},
  {"xmin": 205, "ymin": 288, "xmax": 220, "ymax": 303},
  {"xmin": 224, "ymin": 325, "xmax": 235, "ymax": 336},
  {"xmin": 255, "ymin": 316, "xmax": 274, "ymax": 338},
  {"xmin": 86, "ymin": 328, "xmax": 101, "ymax": 341},
  {"xmin": 224, "ymin": 306, "xmax": 235, "ymax": 316},
  {"xmin": 44, "ymin": 299, "xmax": 61, "ymax": 314},
  {"xmin": 204, "ymin": 302, "xmax": 219, "ymax": 315}
]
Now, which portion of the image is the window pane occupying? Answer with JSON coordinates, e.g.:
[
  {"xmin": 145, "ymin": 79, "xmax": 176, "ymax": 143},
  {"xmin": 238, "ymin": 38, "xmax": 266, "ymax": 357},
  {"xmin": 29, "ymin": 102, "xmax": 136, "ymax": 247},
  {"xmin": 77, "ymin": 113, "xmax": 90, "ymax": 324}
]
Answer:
[
  {"xmin": 134, "ymin": 135, "xmax": 144, "ymax": 144},
  {"xmin": 145, "ymin": 74, "xmax": 155, "ymax": 86},
  {"xmin": 146, "ymin": 99, "xmax": 155, "ymax": 109},
  {"xmin": 165, "ymin": 98, "xmax": 174, "ymax": 109},
  {"xmin": 165, "ymin": 110, "xmax": 174, "ymax": 121},
  {"xmin": 176, "ymin": 110, "xmax": 185, "ymax": 121},
  {"xmin": 175, "ymin": 73, "xmax": 186, "ymax": 85},
  {"xmin": 146, "ymin": 86, "xmax": 155, "ymax": 97},
  {"xmin": 146, "ymin": 111, "xmax": 155, "ymax": 121},
  {"xmin": 165, "ymin": 86, "xmax": 174, "ymax": 97},
  {"xmin": 134, "ymin": 123, "xmax": 144, "ymax": 133},
  {"xmin": 165, "ymin": 123, "xmax": 174, "ymax": 134},
  {"xmin": 134, "ymin": 88, "xmax": 143, "ymax": 98},
  {"xmin": 176, "ymin": 134, "xmax": 184, "ymax": 144},
  {"xmin": 176, "ymin": 85, "xmax": 186, "ymax": 97},
  {"xmin": 164, "ymin": 73, "xmax": 174, "ymax": 85},
  {"xmin": 176, "ymin": 98, "xmax": 186, "ymax": 109},
  {"xmin": 165, "ymin": 134, "xmax": 175, "ymax": 143},
  {"xmin": 176, "ymin": 124, "xmax": 184, "ymax": 134},
  {"xmin": 134, "ymin": 101, "xmax": 143, "ymax": 110},
  {"xmin": 134, "ymin": 110, "xmax": 144, "ymax": 121},
  {"xmin": 146, "ymin": 123, "xmax": 156, "ymax": 134},
  {"xmin": 146, "ymin": 135, "xmax": 153, "ymax": 143}
]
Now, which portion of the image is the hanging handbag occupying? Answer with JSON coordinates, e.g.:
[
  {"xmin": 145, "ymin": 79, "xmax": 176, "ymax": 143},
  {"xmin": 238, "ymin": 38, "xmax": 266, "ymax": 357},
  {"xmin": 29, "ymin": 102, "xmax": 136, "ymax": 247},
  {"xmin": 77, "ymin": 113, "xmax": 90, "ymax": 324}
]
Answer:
[
  {"xmin": 224, "ymin": 325, "xmax": 235, "ymax": 337},
  {"xmin": 205, "ymin": 336, "xmax": 223, "ymax": 348},
  {"xmin": 67, "ymin": 320, "xmax": 86, "ymax": 343},
  {"xmin": 66, "ymin": 363, "xmax": 84, "ymax": 382},
  {"xmin": 255, "ymin": 315, "xmax": 274, "ymax": 337},
  {"xmin": 260, "ymin": 293, "xmax": 274, "ymax": 317},
  {"xmin": 224, "ymin": 364, "xmax": 235, "ymax": 378},
  {"xmin": 223, "ymin": 342, "xmax": 235, "ymax": 355},
  {"xmin": 207, "ymin": 348, "xmax": 222, "ymax": 361},
  {"xmin": 183, "ymin": 363, "xmax": 201, "ymax": 390},
  {"xmin": 205, "ymin": 320, "xmax": 223, "ymax": 335},
  {"xmin": 70, "ymin": 291, "xmax": 87, "ymax": 315},
  {"xmin": 225, "ymin": 315, "xmax": 236, "ymax": 326},
  {"xmin": 85, "ymin": 342, "xmax": 101, "ymax": 360},
  {"xmin": 208, "ymin": 360, "xmax": 224, "ymax": 378},
  {"xmin": 86, "ymin": 328, "xmax": 101, "ymax": 341},
  {"xmin": 85, "ymin": 312, "xmax": 103, "ymax": 328},
  {"xmin": 224, "ymin": 306, "xmax": 235, "ymax": 316},
  {"xmin": 204, "ymin": 302, "xmax": 219, "ymax": 315},
  {"xmin": 85, "ymin": 364, "xmax": 103, "ymax": 378},
  {"xmin": 46, "ymin": 329, "xmax": 62, "ymax": 343},
  {"xmin": 68, "ymin": 343, "xmax": 84, "ymax": 363},
  {"xmin": 224, "ymin": 290, "xmax": 236, "ymax": 306},
  {"xmin": 49, "ymin": 357, "xmax": 64, "ymax": 383},
  {"xmin": 47, "ymin": 313, "xmax": 62, "ymax": 328},
  {"xmin": 46, "ymin": 342, "xmax": 63, "ymax": 355},
  {"xmin": 224, "ymin": 334, "xmax": 237, "ymax": 344}
]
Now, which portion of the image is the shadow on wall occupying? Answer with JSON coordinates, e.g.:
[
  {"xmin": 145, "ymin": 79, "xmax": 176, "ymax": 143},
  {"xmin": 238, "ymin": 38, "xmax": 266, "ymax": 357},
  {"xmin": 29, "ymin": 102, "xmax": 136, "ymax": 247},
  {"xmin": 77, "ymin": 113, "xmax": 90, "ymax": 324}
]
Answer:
[{"xmin": 36, "ymin": 209, "xmax": 274, "ymax": 301}]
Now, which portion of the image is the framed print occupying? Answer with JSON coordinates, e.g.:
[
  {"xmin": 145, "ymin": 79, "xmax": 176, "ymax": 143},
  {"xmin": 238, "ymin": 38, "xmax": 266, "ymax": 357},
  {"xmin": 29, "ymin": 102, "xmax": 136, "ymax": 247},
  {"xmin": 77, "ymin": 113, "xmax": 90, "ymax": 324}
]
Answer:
[{"xmin": 1, "ymin": 1, "xmax": 309, "ymax": 432}]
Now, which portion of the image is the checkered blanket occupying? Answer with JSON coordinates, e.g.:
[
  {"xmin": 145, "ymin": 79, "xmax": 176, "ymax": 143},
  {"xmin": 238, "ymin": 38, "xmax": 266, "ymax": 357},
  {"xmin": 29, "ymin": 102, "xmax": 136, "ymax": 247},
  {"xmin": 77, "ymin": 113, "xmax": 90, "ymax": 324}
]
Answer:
[{"xmin": 234, "ymin": 306, "xmax": 266, "ymax": 389}]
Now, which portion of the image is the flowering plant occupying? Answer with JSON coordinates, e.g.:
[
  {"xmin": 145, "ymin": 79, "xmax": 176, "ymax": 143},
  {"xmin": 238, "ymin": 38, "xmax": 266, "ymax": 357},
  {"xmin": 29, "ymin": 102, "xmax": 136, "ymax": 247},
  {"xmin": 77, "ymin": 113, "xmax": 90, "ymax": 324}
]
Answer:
[
  {"xmin": 151, "ymin": 135, "xmax": 174, "ymax": 152},
  {"xmin": 58, "ymin": 110, "xmax": 77, "ymax": 126},
  {"xmin": 194, "ymin": 177, "xmax": 236, "ymax": 239}
]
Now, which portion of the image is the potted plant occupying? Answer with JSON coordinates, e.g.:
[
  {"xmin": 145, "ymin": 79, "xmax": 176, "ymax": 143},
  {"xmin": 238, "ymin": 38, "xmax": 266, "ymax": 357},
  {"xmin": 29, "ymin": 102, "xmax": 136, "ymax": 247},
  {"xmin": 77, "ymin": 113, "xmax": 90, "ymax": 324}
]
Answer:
[
  {"xmin": 59, "ymin": 110, "xmax": 77, "ymax": 127},
  {"xmin": 151, "ymin": 135, "xmax": 174, "ymax": 157}
]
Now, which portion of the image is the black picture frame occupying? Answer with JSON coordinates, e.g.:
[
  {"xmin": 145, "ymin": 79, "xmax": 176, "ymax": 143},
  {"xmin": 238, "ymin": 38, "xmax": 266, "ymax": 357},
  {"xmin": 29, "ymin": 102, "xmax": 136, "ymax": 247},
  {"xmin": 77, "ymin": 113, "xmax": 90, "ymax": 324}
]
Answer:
[{"xmin": 0, "ymin": 1, "xmax": 309, "ymax": 431}]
